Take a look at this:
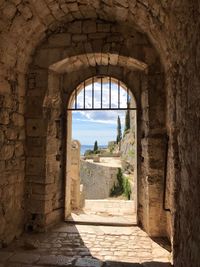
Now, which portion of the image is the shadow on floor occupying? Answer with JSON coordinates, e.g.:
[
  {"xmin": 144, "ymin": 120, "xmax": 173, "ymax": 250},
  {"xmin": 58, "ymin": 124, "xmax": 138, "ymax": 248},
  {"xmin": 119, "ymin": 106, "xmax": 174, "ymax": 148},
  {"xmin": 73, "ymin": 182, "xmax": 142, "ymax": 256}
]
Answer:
[
  {"xmin": 0, "ymin": 222, "xmax": 172, "ymax": 267},
  {"xmin": 103, "ymin": 262, "xmax": 172, "ymax": 267},
  {"xmin": 150, "ymin": 237, "xmax": 172, "ymax": 253},
  {"xmin": 104, "ymin": 261, "xmax": 172, "ymax": 266}
]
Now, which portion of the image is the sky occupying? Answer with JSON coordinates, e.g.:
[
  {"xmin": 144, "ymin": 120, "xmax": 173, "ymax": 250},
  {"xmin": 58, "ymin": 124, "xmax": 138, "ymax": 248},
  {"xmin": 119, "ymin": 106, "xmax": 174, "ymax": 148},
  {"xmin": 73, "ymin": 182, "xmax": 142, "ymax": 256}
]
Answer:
[{"xmin": 72, "ymin": 81, "xmax": 130, "ymax": 146}]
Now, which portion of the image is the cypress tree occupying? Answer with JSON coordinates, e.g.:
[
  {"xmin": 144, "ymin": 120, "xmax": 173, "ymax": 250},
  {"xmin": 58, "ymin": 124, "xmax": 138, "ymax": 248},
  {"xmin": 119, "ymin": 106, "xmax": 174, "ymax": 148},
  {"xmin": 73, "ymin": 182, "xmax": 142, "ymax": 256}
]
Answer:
[
  {"xmin": 116, "ymin": 116, "xmax": 122, "ymax": 144},
  {"xmin": 93, "ymin": 140, "xmax": 98, "ymax": 153},
  {"xmin": 124, "ymin": 109, "xmax": 130, "ymax": 135}
]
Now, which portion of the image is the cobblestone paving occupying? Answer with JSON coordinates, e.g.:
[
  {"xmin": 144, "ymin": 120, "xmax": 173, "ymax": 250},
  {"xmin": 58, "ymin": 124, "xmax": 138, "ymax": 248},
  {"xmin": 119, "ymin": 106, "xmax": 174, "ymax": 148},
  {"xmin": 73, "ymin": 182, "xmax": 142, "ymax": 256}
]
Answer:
[{"xmin": 0, "ymin": 223, "xmax": 172, "ymax": 267}]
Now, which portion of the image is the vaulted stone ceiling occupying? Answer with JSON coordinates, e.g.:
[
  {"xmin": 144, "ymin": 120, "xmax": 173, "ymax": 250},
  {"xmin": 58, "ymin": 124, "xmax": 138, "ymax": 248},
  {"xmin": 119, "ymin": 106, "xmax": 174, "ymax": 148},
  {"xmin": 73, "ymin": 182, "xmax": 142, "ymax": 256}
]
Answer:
[
  {"xmin": 0, "ymin": 0, "xmax": 194, "ymax": 75},
  {"xmin": 0, "ymin": 1, "xmax": 200, "ymax": 267}
]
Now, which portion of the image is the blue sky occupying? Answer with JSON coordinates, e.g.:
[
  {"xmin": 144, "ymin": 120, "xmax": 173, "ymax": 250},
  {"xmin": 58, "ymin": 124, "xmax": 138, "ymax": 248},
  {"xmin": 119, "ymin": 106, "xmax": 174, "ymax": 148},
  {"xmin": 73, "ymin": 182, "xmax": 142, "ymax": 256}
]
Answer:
[{"xmin": 72, "ymin": 82, "xmax": 129, "ymax": 145}]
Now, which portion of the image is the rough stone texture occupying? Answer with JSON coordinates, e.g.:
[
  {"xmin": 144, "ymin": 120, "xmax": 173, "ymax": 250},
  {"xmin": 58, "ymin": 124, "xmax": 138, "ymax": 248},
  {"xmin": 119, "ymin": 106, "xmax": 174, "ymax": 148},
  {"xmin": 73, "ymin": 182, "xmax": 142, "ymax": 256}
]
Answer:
[
  {"xmin": 121, "ymin": 97, "xmax": 137, "ymax": 173},
  {"xmin": 83, "ymin": 199, "xmax": 135, "ymax": 216},
  {"xmin": 70, "ymin": 140, "xmax": 81, "ymax": 209},
  {"xmin": 80, "ymin": 159, "xmax": 119, "ymax": 199},
  {"xmin": 0, "ymin": 1, "xmax": 199, "ymax": 267},
  {"xmin": 121, "ymin": 130, "xmax": 136, "ymax": 172},
  {"xmin": 0, "ymin": 223, "xmax": 171, "ymax": 266}
]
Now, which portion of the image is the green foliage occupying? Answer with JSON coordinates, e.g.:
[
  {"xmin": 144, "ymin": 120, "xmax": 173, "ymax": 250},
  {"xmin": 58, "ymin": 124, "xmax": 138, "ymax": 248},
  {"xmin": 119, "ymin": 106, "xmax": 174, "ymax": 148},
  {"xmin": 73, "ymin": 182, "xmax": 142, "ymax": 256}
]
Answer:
[
  {"xmin": 84, "ymin": 149, "xmax": 94, "ymax": 156},
  {"xmin": 108, "ymin": 142, "xmax": 116, "ymax": 154},
  {"xmin": 124, "ymin": 108, "xmax": 130, "ymax": 136},
  {"xmin": 110, "ymin": 168, "xmax": 132, "ymax": 200},
  {"xmin": 128, "ymin": 149, "xmax": 135, "ymax": 158},
  {"xmin": 93, "ymin": 140, "xmax": 98, "ymax": 153},
  {"xmin": 116, "ymin": 116, "xmax": 122, "ymax": 144},
  {"xmin": 123, "ymin": 177, "xmax": 132, "ymax": 200}
]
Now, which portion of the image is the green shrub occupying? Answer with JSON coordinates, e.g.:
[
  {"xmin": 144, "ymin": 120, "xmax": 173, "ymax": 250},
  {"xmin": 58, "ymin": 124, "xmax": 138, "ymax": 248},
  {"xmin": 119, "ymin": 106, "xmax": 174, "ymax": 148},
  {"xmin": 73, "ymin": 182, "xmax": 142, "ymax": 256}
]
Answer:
[
  {"xmin": 84, "ymin": 149, "xmax": 94, "ymax": 156},
  {"xmin": 110, "ymin": 168, "xmax": 132, "ymax": 200},
  {"xmin": 123, "ymin": 177, "xmax": 132, "ymax": 200}
]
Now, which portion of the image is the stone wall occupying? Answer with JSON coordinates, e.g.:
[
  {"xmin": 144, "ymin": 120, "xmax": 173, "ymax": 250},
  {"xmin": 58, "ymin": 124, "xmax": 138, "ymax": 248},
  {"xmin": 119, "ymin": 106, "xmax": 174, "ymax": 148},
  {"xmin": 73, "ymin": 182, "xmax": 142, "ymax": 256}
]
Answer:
[
  {"xmin": 0, "ymin": 6, "xmax": 167, "ymax": 245},
  {"xmin": 121, "ymin": 110, "xmax": 136, "ymax": 173},
  {"xmin": 80, "ymin": 159, "xmax": 119, "ymax": 200},
  {"xmin": 0, "ymin": 70, "xmax": 25, "ymax": 245},
  {"xmin": 0, "ymin": 1, "xmax": 199, "ymax": 266},
  {"xmin": 121, "ymin": 131, "xmax": 135, "ymax": 169},
  {"xmin": 70, "ymin": 140, "xmax": 81, "ymax": 210},
  {"xmin": 25, "ymin": 17, "xmax": 167, "ymax": 239}
]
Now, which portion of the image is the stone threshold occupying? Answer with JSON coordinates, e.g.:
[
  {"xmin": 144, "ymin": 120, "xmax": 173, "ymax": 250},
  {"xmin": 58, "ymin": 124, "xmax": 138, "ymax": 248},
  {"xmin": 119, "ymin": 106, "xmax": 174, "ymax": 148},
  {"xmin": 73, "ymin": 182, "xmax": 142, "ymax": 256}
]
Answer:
[{"xmin": 66, "ymin": 213, "xmax": 137, "ymax": 226}]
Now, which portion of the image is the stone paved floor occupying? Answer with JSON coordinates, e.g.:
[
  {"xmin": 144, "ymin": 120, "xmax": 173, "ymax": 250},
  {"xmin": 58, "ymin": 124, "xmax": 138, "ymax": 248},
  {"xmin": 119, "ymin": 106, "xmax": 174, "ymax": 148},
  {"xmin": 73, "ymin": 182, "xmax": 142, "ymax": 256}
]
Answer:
[{"xmin": 0, "ymin": 223, "xmax": 172, "ymax": 267}]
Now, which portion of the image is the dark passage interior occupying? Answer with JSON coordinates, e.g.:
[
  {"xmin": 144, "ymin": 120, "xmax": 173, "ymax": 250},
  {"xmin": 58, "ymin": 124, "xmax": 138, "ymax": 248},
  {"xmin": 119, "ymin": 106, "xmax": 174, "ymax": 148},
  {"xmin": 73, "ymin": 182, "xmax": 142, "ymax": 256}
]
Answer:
[{"xmin": 0, "ymin": 1, "xmax": 199, "ymax": 267}]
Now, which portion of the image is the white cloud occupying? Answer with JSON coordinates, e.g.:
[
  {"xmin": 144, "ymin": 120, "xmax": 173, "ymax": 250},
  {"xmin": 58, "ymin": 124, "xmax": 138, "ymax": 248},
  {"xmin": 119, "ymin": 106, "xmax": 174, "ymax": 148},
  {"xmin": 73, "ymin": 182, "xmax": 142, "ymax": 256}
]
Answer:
[
  {"xmin": 73, "ymin": 82, "xmax": 128, "ymax": 125},
  {"xmin": 73, "ymin": 110, "xmax": 125, "ymax": 125},
  {"xmin": 74, "ymin": 82, "xmax": 129, "ymax": 109}
]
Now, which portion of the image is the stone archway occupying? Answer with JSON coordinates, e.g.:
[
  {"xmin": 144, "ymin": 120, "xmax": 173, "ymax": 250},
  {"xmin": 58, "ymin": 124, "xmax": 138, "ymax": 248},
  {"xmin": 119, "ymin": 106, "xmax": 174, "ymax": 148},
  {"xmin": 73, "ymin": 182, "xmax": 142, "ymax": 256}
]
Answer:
[
  {"xmin": 0, "ymin": 1, "xmax": 200, "ymax": 266},
  {"xmin": 65, "ymin": 75, "xmax": 138, "ymax": 222},
  {"xmin": 24, "ymin": 15, "xmax": 168, "ymax": 239},
  {"xmin": 3, "ymin": 0, "xmax": 170, "ymax": 248},
  {"xmin": 25, "ymin": 36, "xmax": 167, "ymax": 239}
]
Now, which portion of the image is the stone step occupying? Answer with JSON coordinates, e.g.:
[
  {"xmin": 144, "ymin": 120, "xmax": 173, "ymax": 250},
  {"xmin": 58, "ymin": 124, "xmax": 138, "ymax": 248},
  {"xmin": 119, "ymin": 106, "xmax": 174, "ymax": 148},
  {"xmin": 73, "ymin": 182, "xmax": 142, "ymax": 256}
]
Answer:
[{"xmin": 83, "ymin": 199, "xmax": 135, "ymax": 216}]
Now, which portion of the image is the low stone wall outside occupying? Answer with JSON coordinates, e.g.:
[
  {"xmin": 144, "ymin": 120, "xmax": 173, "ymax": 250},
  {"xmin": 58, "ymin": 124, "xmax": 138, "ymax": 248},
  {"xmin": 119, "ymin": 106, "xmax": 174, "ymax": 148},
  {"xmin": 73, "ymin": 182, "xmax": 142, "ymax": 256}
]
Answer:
[{"xmin": 80, "ymin": 159, "xmax": 119, "ymax": 199}]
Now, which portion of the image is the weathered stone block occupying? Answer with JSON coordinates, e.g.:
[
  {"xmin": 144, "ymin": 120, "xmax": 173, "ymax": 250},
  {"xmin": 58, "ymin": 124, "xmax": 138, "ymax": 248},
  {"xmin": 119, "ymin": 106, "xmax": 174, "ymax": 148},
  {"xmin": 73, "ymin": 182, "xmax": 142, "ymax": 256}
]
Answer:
[
  {"xmin": 45, "ymin": 208, "xmax": 63, "ymax": 226},
  {"xmin": 0, "ymin": 252, "xmax": 13, "ymax": 262},
  {"xmin": 2, "ymin": 3, "xmax": 17, "ymax": 19},
  {"xmin": 0, "ymin": 129, "xmax": 4, "ymax": 144},
  {"xmin": 26, "ymin": 157, "xmax": 44, "ymax": 176},
  {"xmin": 38, "ymin": 255, "xmax": 74, "ymax": 266},
  {"xmin": 0, "ymin": 80, "xmax": 11, "ymax": 94},
  {"xmin": 68, "ymin": 21, "xmax": 82, "ymax": 34},
  {"xmin": 0, "ymin": 145, "xmax": 14, "ymax": 160},
  {"xmin": 31, "ymin": 193, "xmax": 53, "ymax": 201},
  {"xmin": 97, "ymin": 23, "xmax": 110, "ymax": 32},
  {"xmin": 17, "ymin": 4, "xmax": 33, "ymax": 20},
  {"xmin": 34, "ymin": 48, "xmax": 61, "ymax": 68},
  {"xmin": 8, "ymin": 253, "xmax": 40, "ymax": 264},
  {"xmin": 5, "ymin": 128, "xmax": 18, "ymax": 140},
  {"xmin": 26, "ymin": 119, "xmax": 45, "ymax": 137},
  {"xmin": 5, "ymin": 158, "xmax": 24, "ymax": 171},
  {"xmin": 26, "ymin": 175, "xmax": 45, "ymax": 184},
  {"xmin": 11, "ymin": 113, "xmax": 24, "ymax": 127},
  {"xmin": 15, "ymin": 143, "xmax": 24, "ymax": 157},
  {"xmin": 27, "ymin": 199, "xmax": 45, "ymax": 214},
  {"xmin": 83, "ymin": 21, "xmax": 96, "ymax": 33},
  {"xmin": 31, "ymin": 184, "xmax": 45, "ymax": 195},
  {"xmin": 26, "ymin": 96, "xmax": 43, "ymax": 117},
  {"xmin": 72, "ymin": 34, "xmax": 87, "ymax": 42},
  {"xmin": 3, "ymin": 95, "xmax": 17, "ymax": 110},
  {"xmin": 48, "ymin": 33, "xmax": 71, "ymax": 47},
  {"xmin": 89, "ymin": 33, "xmax": 108, "ymax": 39},
  {"xmin": 0, "ymin": 110, "xmax": 9, "ymax": 125},
  {"xmin": 75, "ymin": 257, "xmax": 103, "ymax": 267},
  {"xmin": 26, "ymin": 143, "xmax": 45, "ymax": 157}
]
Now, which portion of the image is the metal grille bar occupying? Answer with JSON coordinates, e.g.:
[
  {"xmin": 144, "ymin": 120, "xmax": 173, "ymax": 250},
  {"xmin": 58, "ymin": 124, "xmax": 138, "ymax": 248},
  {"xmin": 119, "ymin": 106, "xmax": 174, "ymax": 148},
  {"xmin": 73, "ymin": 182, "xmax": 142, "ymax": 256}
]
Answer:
[
  {"xmin": 118, "ymin": 80, "xmax": 120, "ymax": 109},
  {"xmin": 127, "ymin": 87, "xmax": 129, "ymax": 105},
  {"xmin": 68, "ymin": 108, "xmax": 137, "ymax": 111},
  {"xmin": 75, "ymin": 88, "xmax": 77, "ymax": 109},
  {"xmin": 69, "ymin": 76, "xmax": 136, "ymax": 111},
  {"xmin": 92, "ymin": 76, "xmax": 94, "ymax": 109},
  {"xmin": 83, "ymin": 80, "xmax": 86, "ymax": 109},
  {"xmin": 101, "ymin": 77, "xmax": 103, "ymax": 109},
  {"xmin": 109, "ymin": 76, "xmax": 111, "ymax": 109}
]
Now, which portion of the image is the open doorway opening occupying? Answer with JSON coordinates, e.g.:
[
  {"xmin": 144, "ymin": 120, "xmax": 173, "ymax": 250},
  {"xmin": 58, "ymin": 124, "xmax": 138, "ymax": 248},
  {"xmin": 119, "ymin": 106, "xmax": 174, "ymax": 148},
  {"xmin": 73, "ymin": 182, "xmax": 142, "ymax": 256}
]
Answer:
[{"xmin": 65, "ymin": 76, "xmax": 137, "ymax": 225}]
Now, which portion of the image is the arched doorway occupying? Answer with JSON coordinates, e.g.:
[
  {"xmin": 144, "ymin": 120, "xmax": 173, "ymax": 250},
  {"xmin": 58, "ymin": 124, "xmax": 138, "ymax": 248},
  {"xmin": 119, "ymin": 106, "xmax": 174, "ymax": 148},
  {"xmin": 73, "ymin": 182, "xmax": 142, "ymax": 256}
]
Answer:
[
  {"xmin": 25, "ymin": 18, "xmax": 169, "ymax": 241},
  {"xmin": 65, "ymin": 76, "xmax": 138, "ymax": 224}
]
